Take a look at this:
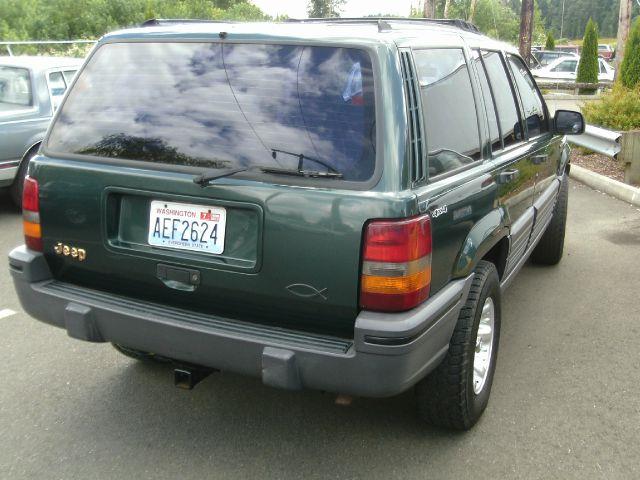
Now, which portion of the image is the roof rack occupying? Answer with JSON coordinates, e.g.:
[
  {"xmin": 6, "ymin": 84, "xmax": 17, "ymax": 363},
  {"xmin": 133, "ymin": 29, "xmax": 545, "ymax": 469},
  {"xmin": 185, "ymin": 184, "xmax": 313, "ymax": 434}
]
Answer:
[
  {"xmin": 285, "ymin": 17, "xmax": 480, "ymax": 34},
  {"xmin": 140, "ymin": 18, "xmax": 232, "ymax": 27}
]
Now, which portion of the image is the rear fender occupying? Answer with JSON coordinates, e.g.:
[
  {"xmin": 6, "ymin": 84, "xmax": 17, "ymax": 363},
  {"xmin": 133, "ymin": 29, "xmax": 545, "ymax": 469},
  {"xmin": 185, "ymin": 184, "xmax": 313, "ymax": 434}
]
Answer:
[{"xmin": 452, "ymin": 208, "xmax": 508, "ymax": 278}]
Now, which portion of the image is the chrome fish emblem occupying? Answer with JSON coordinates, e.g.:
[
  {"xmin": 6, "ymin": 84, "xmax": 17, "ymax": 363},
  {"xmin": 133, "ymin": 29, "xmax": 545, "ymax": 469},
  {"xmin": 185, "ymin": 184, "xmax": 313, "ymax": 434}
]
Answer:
[{"xmin": 286, "ymin": 284, "xmax": 328, "ymax": 300}]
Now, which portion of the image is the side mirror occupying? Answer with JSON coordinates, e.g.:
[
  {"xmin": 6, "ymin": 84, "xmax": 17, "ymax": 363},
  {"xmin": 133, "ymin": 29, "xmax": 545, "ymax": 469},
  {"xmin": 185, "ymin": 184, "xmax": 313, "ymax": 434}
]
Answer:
[{"xmin": 554, "ymin": 110, "xmax": 585, "ymax": 135}]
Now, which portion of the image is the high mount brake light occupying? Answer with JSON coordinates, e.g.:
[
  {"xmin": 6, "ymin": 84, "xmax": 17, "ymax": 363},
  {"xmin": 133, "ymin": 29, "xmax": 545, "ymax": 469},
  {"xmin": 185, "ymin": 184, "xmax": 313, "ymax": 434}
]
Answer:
[
  {"xmin": 360, "ymin": 214, "xmax": 432, "ymax": 312},
  {"xmin": 22, "ymin": 176, "xmax": 42, "ymax": 252}
]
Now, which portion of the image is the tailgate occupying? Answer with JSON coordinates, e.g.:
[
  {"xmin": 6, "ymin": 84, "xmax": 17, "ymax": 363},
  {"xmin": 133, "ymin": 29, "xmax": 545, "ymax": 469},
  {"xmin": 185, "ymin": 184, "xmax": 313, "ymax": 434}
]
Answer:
[{"xmin": 34, "ymin": 159, "xmax": 403, "ymax": 337}]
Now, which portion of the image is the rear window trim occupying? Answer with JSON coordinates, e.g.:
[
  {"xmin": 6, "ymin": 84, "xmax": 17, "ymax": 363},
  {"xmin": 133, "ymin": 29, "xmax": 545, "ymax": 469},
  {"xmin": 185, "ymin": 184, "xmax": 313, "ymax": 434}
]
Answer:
[{"xmin": 42, "ymin": 38, "xmax": 385, "ymax": 192}]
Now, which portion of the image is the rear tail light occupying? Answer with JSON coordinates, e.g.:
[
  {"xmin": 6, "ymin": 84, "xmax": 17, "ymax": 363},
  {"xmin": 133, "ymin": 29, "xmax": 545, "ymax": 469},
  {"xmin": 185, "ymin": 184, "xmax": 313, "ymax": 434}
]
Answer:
[
  {"xmin": 22, "ymin": 176, "xmax": 42, "ymax": 252},
  {"xmin": 360, "ymin": 214, "xmax": 431, "ymax": 312}
]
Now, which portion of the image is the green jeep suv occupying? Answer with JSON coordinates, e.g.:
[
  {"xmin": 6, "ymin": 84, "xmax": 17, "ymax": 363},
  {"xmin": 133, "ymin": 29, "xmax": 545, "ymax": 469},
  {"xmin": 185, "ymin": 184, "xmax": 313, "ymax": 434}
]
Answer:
[{"xmin": 9, "ymin": 18, "xmax": 584, "ymax": 430}]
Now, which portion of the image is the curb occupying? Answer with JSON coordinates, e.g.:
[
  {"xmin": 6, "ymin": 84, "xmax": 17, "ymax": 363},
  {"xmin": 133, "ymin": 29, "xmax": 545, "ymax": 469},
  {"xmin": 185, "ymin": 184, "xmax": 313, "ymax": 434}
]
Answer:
[{"xmin": 569, "ymin": 164, "xmax": 640, "ymax": 207}]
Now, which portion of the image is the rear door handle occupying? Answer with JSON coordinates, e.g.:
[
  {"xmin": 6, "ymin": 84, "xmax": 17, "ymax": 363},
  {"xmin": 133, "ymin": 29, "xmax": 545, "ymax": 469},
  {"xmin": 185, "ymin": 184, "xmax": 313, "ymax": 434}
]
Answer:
[
  {"xmin": 498, "ymin": 169, "xmax": 520, "ymax": 184},
  {"xmin": 531, "ymin": 154, "xmax": 548, "ymax": 165}
]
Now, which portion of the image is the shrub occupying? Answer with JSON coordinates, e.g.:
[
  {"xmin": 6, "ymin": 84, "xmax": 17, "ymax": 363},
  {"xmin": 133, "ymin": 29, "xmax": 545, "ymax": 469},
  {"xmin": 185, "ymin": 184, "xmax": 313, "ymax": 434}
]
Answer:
[
  {"xmin": 582, "ymin": 85, "xmax": 640, "ymax": 131},
  {"xmin": 620, "ymin": 18, "xmax": 640, "ymax": 89},
  {"xmin": 577, "ymin": 19, "xmax": 599, "ymax": 93},
  {"xmin": 545, "ymin": 32, "xmax": 555, "ymax": 50}
]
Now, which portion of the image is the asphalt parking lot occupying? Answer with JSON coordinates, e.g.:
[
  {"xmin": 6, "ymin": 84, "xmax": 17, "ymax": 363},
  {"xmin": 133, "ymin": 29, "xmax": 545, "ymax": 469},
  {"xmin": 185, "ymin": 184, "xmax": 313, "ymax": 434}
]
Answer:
[{"xmin": 0, "ymin": 180, "xmax": 639, "ymax": 479}]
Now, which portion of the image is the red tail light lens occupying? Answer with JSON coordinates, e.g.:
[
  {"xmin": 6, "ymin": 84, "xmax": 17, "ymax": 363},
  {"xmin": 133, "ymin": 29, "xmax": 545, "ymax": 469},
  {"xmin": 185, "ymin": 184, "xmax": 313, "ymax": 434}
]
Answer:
[
  {"xmin": 360, "ymin": 214, "xmax": 431, "ymax": 312},
  {"xmin": 23, "ymin": 176, "xmax": 42, "ymax": 251}
]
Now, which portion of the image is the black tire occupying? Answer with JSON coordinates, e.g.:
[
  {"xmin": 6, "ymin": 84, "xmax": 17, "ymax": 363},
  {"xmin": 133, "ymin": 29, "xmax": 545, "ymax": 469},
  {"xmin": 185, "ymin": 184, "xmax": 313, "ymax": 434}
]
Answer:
[
  {"xmin": 10, "ymin": 148, "xmax": 36, "ymax": 208},
  {"xmin": 416, "ymin": 261, "xmax": 501, "ymax": 430},
  {"xmin": 112, "ymin": 343, "xmax": 170, "ymax": 363},
  {"xmin": 530, "ymin": 175, "xmax": 569, "ymax": 266}
]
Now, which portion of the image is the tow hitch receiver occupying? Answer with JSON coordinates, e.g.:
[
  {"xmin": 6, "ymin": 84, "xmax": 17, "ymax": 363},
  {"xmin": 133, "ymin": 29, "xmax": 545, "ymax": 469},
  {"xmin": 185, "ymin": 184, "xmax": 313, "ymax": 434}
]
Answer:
[{"xmin": 174, "ymin": 366, "xmax": 215, "ymax": 390}]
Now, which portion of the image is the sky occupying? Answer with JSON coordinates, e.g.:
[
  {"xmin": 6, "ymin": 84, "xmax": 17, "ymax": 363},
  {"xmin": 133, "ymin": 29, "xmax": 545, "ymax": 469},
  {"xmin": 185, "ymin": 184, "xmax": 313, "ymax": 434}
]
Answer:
[{"xmin": 251, "ymin": 0, "xmax": 419, "ymax": 19}]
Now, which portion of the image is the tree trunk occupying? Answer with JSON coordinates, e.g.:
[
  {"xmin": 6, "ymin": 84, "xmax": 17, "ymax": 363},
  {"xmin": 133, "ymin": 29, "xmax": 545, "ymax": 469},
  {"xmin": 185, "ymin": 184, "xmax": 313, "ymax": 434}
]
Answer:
[
  {"xmin": 443, "ymin": 0, "xmax": 451, "ymax": 19},
  {"xmin": 469, "ymin": 0, "xmax": 478, "ymax": 22},
  {"xmin": 614, "ymin": 0, "xmax": 632, "ymax": 79},
  {"xmin": 518, "ymin": 0, "xmax": 534, "ymax": 63},
  {"xmin": 423, "ymin": 0, "xmax": 435, "ymax": 18}
]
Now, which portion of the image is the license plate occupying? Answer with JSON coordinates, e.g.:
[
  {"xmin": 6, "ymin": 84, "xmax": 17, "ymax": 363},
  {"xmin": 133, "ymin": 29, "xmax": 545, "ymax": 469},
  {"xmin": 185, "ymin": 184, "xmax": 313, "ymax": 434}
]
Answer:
[{"xmin": 148, "ymin": 200, "xmax": 226, "ymax": 254}]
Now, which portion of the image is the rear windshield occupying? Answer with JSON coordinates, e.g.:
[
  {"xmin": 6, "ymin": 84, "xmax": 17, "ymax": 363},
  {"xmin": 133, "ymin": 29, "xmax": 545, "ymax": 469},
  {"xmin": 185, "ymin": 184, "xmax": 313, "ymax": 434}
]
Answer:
[
  {"xmin": 0, "ymin": 66, "xmax": 32, "ymax": 111},
  {"xmin": 47, "ymin": 42, "xmax": 377, "ymax": 182}
]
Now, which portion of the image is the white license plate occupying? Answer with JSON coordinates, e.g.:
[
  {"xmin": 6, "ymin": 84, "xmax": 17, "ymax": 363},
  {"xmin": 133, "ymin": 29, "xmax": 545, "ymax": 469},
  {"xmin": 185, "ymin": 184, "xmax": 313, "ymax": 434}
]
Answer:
[{"xmin": 148, "ymin": 200, "xmax": 226, "ymax": 254}]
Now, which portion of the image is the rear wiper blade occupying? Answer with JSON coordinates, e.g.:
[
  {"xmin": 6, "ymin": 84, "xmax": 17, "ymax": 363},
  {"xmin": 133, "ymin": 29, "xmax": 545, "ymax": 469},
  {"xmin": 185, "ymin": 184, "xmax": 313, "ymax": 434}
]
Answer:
[
  {"xmin": 271, "ymin": 148, "xmax": 340, "ymax": 173},
  {"xmin": 193, "ymin": 167, "xmax": 248, "ymax": 187},
  {"xmin": 260, "ymin": 167, "xmax": 343, "ymax": 179}
]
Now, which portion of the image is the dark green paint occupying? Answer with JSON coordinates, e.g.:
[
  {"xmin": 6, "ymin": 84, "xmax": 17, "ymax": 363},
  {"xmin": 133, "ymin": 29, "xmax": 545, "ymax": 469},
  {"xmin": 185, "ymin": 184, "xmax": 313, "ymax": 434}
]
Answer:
[{"xmin": 31, "ymin": 23, "xmax": 570, "ymax": 338}]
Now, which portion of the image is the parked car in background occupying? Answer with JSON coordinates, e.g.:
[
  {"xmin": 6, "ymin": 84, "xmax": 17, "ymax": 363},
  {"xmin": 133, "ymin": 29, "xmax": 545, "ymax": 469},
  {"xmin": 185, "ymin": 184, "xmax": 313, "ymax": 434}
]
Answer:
[
  {"xmin": 531, "ymin": 56, "xmax": 615, "ymax": 82},
  {"xmin": 555, "ymin": 45, "xmax": 580, "ymax": 56},
  {"xmin": 0, "ymin": 56, "xmax": 83, "ymax": 206},
  {"xmin": 527, "ymin": 54, "xmax": 542, "ymax": 69},
  {"xmin": 532, "ymin": 49, "xmax": 578, "ymax": 67},
  {"xmin": 598, "ymin": 44, "xmax": 615, "ymax": 60},
  {"xmin": 10, "ymin": 18, "xmax": 585, "ymax": 431}
]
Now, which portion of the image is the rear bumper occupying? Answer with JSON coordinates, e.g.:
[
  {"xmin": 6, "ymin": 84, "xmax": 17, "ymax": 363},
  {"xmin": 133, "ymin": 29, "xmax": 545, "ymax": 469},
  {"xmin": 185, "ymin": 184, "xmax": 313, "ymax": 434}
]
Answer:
[{"xmin": 9, "ymin": 246, "xmax": 473, "ymax": 397}]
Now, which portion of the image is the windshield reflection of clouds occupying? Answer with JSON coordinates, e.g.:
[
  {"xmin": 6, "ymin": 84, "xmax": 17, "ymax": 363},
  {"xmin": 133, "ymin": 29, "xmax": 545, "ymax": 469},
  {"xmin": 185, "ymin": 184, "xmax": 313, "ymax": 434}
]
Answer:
[{"xmin": 48, "ymin": 42, "xmax": 376, "ymax": 181}]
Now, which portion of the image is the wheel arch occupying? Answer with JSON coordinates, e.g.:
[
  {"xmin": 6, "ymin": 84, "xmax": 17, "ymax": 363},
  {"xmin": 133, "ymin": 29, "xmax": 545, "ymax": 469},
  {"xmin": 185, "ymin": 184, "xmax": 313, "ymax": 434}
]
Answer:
[
  {"xmin": 14, "ymin": 140, "xmax": 42, "ymax": 183},
  {"xmin": 452, "ymin": 208, "xmax": 510, "ymax": 280}
]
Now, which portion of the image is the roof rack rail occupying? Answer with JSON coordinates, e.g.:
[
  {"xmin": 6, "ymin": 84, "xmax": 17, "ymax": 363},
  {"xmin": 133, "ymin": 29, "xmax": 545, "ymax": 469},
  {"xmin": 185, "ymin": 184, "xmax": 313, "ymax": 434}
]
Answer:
[
  {"xmin": 140, "ymin": 18, "xmax": 231, "ymax": 27},
  {"xmin": 285, "ymin": 17, "xmax": 480, "ymax": 34}
]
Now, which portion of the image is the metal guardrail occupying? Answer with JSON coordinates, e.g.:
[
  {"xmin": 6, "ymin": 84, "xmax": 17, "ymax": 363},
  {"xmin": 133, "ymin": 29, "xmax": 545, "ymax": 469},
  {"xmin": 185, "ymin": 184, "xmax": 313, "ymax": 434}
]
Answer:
[
  {"xmin": 568, "ymin": 125, "xmax": 622, "ymax": 159},
  {"xmin": 1, "ymin": 40, "xmax": 96, "ymax": 56}
]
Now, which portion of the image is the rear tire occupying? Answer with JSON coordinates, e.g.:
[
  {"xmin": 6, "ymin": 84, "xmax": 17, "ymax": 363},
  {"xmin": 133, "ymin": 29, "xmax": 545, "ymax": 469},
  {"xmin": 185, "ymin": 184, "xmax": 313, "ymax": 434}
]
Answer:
[
  {"xmin": 416, "ymin": 261, "xmax": 501, "ymax": 430},
  {"xmin": 530, "ymin": 175, "xmax": 568, "ymax": 266},
  {"xmin": 10, "ymin": 149, "xmax": 37, "ymax": 208},
  {"xmin": 112, "ymin": 343, "xmax": 170, "ymax": 363}
]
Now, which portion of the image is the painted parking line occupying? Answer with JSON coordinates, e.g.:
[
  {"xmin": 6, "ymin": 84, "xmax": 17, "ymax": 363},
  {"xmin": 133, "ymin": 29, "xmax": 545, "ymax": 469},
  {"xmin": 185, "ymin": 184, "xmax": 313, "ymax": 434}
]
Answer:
[{"xmin": 0, "ymin": 309, "xmax": 17, "ymax": 319}]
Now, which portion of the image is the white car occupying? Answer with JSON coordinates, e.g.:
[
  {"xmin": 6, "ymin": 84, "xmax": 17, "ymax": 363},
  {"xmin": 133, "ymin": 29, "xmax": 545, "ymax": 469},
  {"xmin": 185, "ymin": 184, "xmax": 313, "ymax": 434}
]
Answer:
[{"xmin": 531, "ymin": 56, "xmax": 614, "ymax": 82}]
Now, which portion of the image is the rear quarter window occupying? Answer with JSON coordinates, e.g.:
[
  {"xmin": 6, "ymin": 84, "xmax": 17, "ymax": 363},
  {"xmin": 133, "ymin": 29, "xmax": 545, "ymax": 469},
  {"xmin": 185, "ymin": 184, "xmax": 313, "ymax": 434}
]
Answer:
[{"xmin": 46, "ymin": 42, "xmax": 377, "ymax": 183}]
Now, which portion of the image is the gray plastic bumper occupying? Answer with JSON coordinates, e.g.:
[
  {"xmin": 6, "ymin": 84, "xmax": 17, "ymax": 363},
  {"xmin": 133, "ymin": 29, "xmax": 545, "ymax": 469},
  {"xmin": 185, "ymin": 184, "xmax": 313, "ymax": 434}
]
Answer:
[{"xmin": 9, "ymin": 246, "xmax": 473, "ymax": 397}]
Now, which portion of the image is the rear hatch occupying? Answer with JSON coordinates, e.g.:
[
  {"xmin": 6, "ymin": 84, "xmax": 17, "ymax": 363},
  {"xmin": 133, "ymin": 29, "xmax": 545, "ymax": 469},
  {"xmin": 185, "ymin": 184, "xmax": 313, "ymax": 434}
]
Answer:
[{"xmin": 37, "ymin": 40, "xmax": 389, "ymax": 337}]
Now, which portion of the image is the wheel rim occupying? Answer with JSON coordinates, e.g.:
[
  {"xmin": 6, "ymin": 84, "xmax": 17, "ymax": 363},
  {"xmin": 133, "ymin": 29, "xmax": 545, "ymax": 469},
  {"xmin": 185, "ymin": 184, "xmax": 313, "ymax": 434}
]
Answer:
[{"xmin": 473, "ymin": 297, "xmax": 495, "ymax": 395}]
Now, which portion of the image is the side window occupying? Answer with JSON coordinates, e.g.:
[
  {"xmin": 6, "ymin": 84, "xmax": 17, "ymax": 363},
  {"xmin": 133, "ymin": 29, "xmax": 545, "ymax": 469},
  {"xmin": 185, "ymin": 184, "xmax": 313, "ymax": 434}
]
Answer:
[
  {"xmin": 507, "ymin": 54, "xmax": 548, "ymax": 138},
  {"xmin": 0, "ymin": 66, "xmax": 32, "ymax": 108},
  {"xmin": 552, "ymin": 60, "xmax": 578, "ymax": 73},
  {"xmin": 413, "ymin": 48, "xmax": 481, "ymax": 177},
  {"xmin": 481, "ymin": 50, "xmax": 523, "ymax": 149},
  {"xmin": 599, "ymin": 60, "xmax": 607, "ymax": 74},
  {"xmin": 48, "ymin": 71, "xmax": 67, "ymax": 110},
  {"xmin": 472, "ymin": 50, "xmax": 501, "ymax": 152},
  {"xmin": 62, "ymin": 70, "xmax": 77, "ymax": 84}
]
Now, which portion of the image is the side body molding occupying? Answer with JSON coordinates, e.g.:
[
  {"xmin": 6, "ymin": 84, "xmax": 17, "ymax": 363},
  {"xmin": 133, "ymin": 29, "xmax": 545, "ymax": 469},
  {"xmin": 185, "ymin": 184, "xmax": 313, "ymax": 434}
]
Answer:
[{"xmin": 452, "ymin": 208, "xmax": 507, "ymax": 278}]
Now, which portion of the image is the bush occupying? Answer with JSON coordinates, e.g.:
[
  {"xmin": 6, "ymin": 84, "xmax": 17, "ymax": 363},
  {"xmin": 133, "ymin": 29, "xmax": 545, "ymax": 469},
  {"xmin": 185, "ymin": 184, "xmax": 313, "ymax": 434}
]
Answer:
[
  {"xmin": 620, "ymin": 18, "xmax": 640, "ymax": 89},
  {"xmin": 577, "ymin": 19, "xmax": 599, "ymax": 92},
  {"xmin": 545, "ymin": 32, "xmax": 555, "ymax": 50},
  {"xmin": 582, "ymin": 86, "xmax": 640, "ymax": 131}
]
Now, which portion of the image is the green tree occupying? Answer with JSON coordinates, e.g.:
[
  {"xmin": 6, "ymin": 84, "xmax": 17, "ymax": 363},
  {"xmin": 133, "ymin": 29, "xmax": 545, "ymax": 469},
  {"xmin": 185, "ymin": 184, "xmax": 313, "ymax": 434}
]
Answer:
[
  {"xmin": 545, "ymin": 31, "xmax": 555, "ymax": 50},
  {"xmin": 577, "ymin": 18, "xmax": 599, "ymax": 92},
  {"xmin": 620, "ymin": 18, "xmax": 640, "ymax": 89},
  {"xmin": 0, "ymin": 0, "xmax": 270, "ymax": 55},
  {"xmin": 307, "ymin": 0, "xmax": 345, "ymax": 18}
]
